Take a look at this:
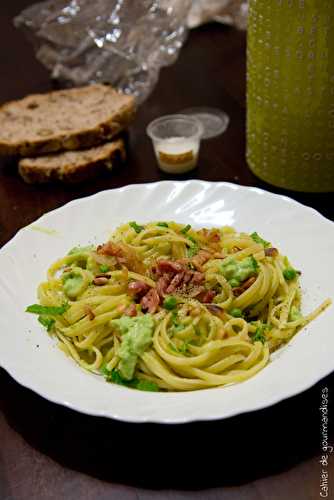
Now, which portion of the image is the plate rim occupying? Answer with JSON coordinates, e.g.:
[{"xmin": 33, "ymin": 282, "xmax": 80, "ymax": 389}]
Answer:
[{"xmin": 0, "ymin": 180, "xmax": 333, "ymax": 424}]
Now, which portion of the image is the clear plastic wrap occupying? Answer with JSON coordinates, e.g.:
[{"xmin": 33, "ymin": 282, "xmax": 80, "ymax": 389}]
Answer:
[
  {"xmin": 15, "ymin": 0, "xmax": 248, "ymax": 103},
  {"xmin": 188, "ymin": 0, "xmax": 248, "ymax": 30}
]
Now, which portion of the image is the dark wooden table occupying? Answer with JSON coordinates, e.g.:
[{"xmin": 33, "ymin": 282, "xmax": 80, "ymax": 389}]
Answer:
[{"xmin": 1, "ymin": 2, "xmax": 333, "ymax": 499}]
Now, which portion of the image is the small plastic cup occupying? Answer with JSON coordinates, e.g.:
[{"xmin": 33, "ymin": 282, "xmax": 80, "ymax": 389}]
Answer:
[{"xmin": 147, "ymin": 114, "xmax": 204, "ymax": 174}]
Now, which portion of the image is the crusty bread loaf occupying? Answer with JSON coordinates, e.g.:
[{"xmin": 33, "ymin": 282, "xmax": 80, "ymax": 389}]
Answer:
[
  {"xmin": 0, "ymin": 84, "xmax": 135, "ymax": 157},
  {"xmin": 18, "ymin": 138, "xmax": 125, "ymax": 184}
]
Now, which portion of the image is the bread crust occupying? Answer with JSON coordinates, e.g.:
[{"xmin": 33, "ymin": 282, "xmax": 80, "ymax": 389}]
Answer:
[
  {"xmin": 0, "ymin": 85, "xmax": 135, "ymax": 157},
  {"xmin": 18, "ymin": 138, "xmax": 126, "ymax": 184}
]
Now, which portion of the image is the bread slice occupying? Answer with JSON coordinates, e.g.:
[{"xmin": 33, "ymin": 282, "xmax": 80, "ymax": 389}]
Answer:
[
  {"xmin": 0, "ymin": 84, "xmax": 135, "ymax": 157},
  {"xmin": 18, "ymin": 138, "xmax": 125, "ymax": 184}
]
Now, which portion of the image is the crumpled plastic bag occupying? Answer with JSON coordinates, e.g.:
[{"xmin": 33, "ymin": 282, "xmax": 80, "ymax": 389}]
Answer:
[
  {"xmin": 15, "ymin": 0, "xmax": 247, "ymax": 104},
  {"xmin": 188, "ymin": 0, "xmax": 248, "ymax": 30}
]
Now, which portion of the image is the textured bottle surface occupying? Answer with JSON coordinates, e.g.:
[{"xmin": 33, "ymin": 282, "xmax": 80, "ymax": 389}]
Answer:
[{"xmin": 247, "ymin": 0, "xmax": 334, "ymax": 192}]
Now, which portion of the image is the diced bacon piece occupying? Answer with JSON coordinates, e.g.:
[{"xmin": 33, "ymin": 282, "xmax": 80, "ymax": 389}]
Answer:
[
  {"xmin": 265, "ymin": 247, "xmax": 279, "ymax": 257},
  {"xmin": 199, "ymin": 228, "xmax": 220, "ymax": 243},
  {"xmin": 124, "ymin": 304, "xmax": 137, "ymax": 317},
  {"xmin": 156, "ymin": 275, "xmax": 170, "ymax": 298},
  {"xmin": 183, "ymin": 271, "xmax": 193, "ymax": 284},
  {"xmin": 128, "ymin": 281, "xmax": 150, "ymax": 297},
  {"xmin": 213, "ymin": 252, "xmax": 226, "ymax": 259},
  {"xmin": 97, "ymin": 241, "xmax": 144, "ymax": 274},
  {"xmin": 97, "ymin": 241, "xmax": 122, "ymax": 257},
  {"xmin": 191, "ymin": 271, "xmax": 205, "ymax": 285},
  {"xmin": 188, "ymin": 285, "xmax": 206, "ymax": 298},
  {"xmin": 93, "ymin": 276, "xmax": 109, "ymax": 286},
  {"xmin": 156, "ymin": 259, "xmax": 184, "ymax": 274},
  {"xmin": 151, "ymin": 257, "xmax": 209, "ymax": 299},
  {"xmin": 175, "ymin": 258, "xmax": 190, "ymax": 266},
  {"xmin": 116, "ymin": 303, "xmax": 127, "ymax": 314},
  {"xmin": 241, "ymin": 276, "xmax": 257, "ymax": 290},
  {"xmin": 141, "ymin": 288, "xmax": 160, "ymax": 314},
  {"xmin": 166, "ymin": 272, "xmax": 185, "ymax": 293},
  {"xmin": 233, "ymin": 276, "xmax": 257, "ymax": 296},
  {"xmin": 198, "ymin": 290, "xmax": 216, "ymax": 303},
  {"xmin": 206, "ymin": 304, "xmax": 224, "ymax": 319},
  {"xmin": 208, "ymin": 230, "xmax": 221, "ymax": 242},
  {"xmin": 192, "ymin": 250, "xmax": 212, "ymax": 271},
  {"xmin": 95, "ymin": 273, "xmax": 111, "ymax": 279}
]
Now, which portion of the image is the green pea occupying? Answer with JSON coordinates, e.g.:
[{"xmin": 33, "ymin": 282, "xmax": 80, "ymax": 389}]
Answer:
[
  {"xmin": 283, "ymin": 268, "xmax": 297, "ymax": 281},
  {"xmin": 163, "ymin": 296, "xmax": 177, "ymax": 310},
  {"xmin": 230, "ymin": 308, "xmax": 244, "ymax": 318}
]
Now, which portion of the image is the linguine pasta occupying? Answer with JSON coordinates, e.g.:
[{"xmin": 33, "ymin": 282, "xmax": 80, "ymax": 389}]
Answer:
[{"xmin": 27, "ymin": 221, "xmax": 331, "ymax": 392}]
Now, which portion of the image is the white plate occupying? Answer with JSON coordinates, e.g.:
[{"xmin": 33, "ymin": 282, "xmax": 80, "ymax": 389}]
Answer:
[{"xmin": 0, "ymin": 181, "xmax": 333, "ymax": 423}]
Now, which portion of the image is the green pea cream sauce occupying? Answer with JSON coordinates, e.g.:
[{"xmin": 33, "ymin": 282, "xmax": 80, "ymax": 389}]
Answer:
[
  {"xmin": 221, "ymin": 256, "xmax": 258, "ymax": 287},
  {"xmin": 62, "ymin": 267, "xmax": 91, "ymax": 299},
  {"xmin": 112, "ymin": 315, "xmax": 155, "ymax": 380}
]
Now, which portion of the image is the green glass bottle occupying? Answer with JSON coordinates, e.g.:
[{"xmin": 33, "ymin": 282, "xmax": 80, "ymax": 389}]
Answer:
[{"xmin": 247, "ymin": 0, "xmax": 334, "ymax": 192}]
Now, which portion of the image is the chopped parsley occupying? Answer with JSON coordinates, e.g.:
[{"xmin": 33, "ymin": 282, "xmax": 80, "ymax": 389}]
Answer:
[
  {"xmin": 101, "ymin": 365, "xmax": 121, "ymax": 382},
  {"xmin": 187, "ymin": 244, "xmax": 199, "ymax": 258},
  {"xmin": 99, "ymin": 264, "xmax": 110, "ymax": 273},
  {"xmin": 186, "ymin": 235, "xmax": 199, "ymax": 257},
  {"xmin": 26, "ymin": 303, "xmax": 70, "ymax": 315},
  {"xmin": 173, "ymin": 323, "xmax": 185, "ymax": 332},
  {"xmin": 129, "ymin": 221, "xmax": 145, "ymax": 234},
  {"xmin": 180, "ymin": 224, "xmax": 191, "ymax": 234},
  {"xmin": 250, "ymin": 232, "xmax": 270, "ymax": 248},
  {"xmin": 169, "ymin": 342, "xmax": 179, "ymax": 353},
  {"xmin": 168, "ymin": 341, "xmax": 189, "ymax": 354},
  {"xmin": 252, "ymin": 329, "xmax": 266, "ymax": 344},
  {"xmin": 250, "ymin": 255, "xmax": 259, "ymax": 272},
  {"xmin": 171, "ymin": 310, "xmax": 178, "ymax": 323},
  {"xmin": 157, "ymin": 222, "xmax": 169, "ymax": 228},
  {"xmin": 38, "ymin": 316, "xmax": 55, "ymax": 331},
  {"xmin": 169, "ymin": 311, "xmax": 185, "ymax": 334},
  {"xmin": 136, "ymin": 380, "xmax": 159, "ymax": 391},
  {"xmin": 101, "ymin": 366, "xmax": 159, "ymax": 392},
  {"xmin": 187, "ymin": 235, "xmax": 197, "ymax": 245},
  {"xmin": 178, "ymin": 341, "xmax": 190, "ymax": 354},
  {"xmin": 251, "ymin": 324, "xmax": 268, "ymax": 344}
]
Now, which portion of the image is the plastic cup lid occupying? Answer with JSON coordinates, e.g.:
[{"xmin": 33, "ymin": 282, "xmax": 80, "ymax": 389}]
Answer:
[{"xmin": 180, "ymin": 107, "xmax": 229, "ymax": 139}]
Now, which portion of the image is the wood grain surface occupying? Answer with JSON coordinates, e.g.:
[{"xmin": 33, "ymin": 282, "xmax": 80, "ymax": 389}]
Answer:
[{"xmin": 0, "ymin": 2, "xmax": 333, "ymax": 499}]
